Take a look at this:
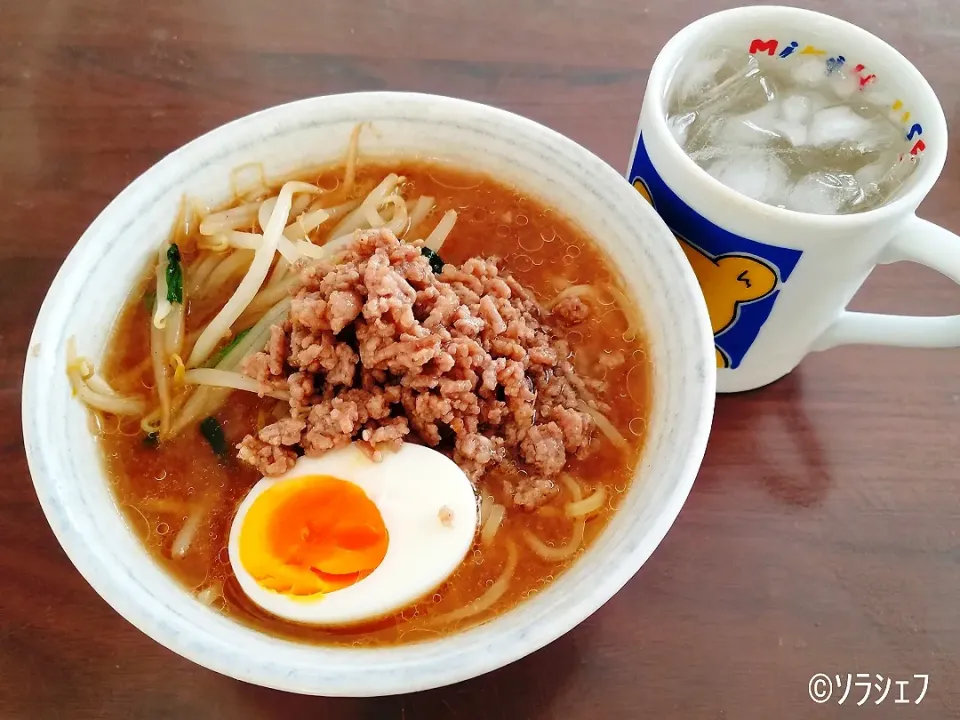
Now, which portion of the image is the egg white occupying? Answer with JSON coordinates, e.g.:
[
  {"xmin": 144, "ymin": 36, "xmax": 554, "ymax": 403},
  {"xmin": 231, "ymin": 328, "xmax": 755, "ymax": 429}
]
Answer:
[{"xmin": 227, "ymin": 443, "xmax": 478, "ymax": 626}]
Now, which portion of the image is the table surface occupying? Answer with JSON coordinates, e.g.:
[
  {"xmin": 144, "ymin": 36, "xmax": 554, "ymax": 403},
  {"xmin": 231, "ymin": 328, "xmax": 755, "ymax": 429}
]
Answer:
[{"xmin": 3, "ymin": 0, "xmax": 959, "ymax": 717}]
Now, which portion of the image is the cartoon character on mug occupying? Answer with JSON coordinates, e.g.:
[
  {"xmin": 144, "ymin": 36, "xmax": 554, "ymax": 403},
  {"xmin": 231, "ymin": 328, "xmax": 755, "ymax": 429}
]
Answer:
[{"xmin": 632, "ymin": 179, "xmax": 778, "ymax": 368}]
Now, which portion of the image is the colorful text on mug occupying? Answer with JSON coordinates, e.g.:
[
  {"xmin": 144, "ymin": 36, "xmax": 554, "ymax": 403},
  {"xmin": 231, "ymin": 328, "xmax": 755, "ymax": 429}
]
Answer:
[
  {"xmin": 664, "ymin": 36, "xmax": 922, "ymax": 214},
  {"xmin": 747, "ymin": 36, "xmax": 926, "ymax": 157}
]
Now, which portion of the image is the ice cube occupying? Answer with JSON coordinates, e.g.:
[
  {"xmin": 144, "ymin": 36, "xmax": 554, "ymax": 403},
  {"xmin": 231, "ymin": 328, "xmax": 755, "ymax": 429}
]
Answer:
[
  {"xmin": 807, "ymin": 106, "xmax": 873, "ymax": 147},
  {"xmin": 785, "ymin": 172, "xmax": 863, "ymax": 215},
  {"xmin": 706, "ymin": 152, "xmax": 790, "ymax": 204},
  {"xmin": 675, "ymin": 53, "xmax": 727, "ymax": 104},
  {"xmin": 772, "ymin": 120, "xmax": 808, "ymax": 146},
  {"xmin": 780, "ymin": 95, "xmax": 814, "ymax": 124},
  {"xmin": 830, "ymin": 71, "xmax": 861, "ymax": 100},
  {"xmin": 715, "ymin": 103, "xmax": 781, "ymax": 146},
  {"xmin": 792, "ymin": 58, "xmax": 827, "ymax": 86},
  {"xmin": 667, "ymin": 112, "xmax": 697, "ymax": 147},
  {"xmin": 854, "ymin": 160, "xmax": 886, "ymax": 192}
]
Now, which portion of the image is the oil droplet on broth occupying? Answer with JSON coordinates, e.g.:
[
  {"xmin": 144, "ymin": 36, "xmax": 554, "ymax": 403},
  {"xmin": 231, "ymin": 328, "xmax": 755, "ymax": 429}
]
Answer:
[
  {"xmin": 518, "ymin": 232, "xmax": 545, "ymax": 253},
  {"xmin": 565, "ymin": 244, "xmax": 582, "ymax": 258},
  {"xmin": 626, "ymin": 364, "xmax": 646, "ymax": 404},
  {"xmin": 628, "ymin": 417, "xmax": 647, "ymax": 436},
  {"xmin": 511, "ymin": 253, "xmax": 534, "ymax": 273}
]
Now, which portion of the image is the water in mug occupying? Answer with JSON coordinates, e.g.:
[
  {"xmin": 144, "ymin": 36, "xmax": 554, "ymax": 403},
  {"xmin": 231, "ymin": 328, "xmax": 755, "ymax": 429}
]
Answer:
[{"xmin": 666, "ymin": 48, "xmax": 919, "ymax": 215}]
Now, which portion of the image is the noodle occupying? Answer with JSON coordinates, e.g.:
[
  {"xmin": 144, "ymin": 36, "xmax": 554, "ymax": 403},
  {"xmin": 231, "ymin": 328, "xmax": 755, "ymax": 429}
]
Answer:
[
  {"xmin": 524, "ymin": 472, "xmax": 586, "ymax": 560},
  {"xmin": 548, "ymin": 283, "xmax": 641, "ymax": 337},
  {"xmin": 479, "ymin": 493, "xmax": 494, "ymax": 525},
  {"xmin": 547, "ymin": 284, "xmax": 595, "ymax": 309},
  {"xmin": 558, "ymin": 473, "xmax": 583, "ymax": 502},
  {"xmin": 566, "ymin": 486, "xmax": 607, "ymax": 518},
  {"xmin": 480, "ymin": 503, "xmax": 505, "ymax": 546},
  {"xmin": 424, "ymin": 209, "xmax": 457, "ymax": 251},
  {"xmin": 521, "ymin": 519, "xmax": 585, "ymax": 561},
  {"xmin": 429, "ymin": 540, "xmax": 518, "ymax": 625},
  {"xmin": 186, "ymin": 181, "xmax": 319, "ymax": 368},
  {"xmin": 579, "ymin": 400, "xmax": 629, "ymax": 450}
]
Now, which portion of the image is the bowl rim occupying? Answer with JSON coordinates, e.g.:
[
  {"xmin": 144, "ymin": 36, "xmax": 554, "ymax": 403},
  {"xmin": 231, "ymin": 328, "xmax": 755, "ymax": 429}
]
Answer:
[{"xmin": 22, "ymin": 91, "xmax": 715, "ymax": 696}]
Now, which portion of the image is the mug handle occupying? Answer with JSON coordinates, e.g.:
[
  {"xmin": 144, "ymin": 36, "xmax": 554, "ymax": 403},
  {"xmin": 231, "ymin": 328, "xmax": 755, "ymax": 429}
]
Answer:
[{"xmin": 814, "ymin": 216, "xmax": 960, "ymax": 350}]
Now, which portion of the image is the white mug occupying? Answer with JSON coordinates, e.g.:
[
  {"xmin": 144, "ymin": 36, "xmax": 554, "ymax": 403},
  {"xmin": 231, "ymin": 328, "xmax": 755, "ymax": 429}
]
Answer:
[{"xmin": 628, "ymin": 5, "xmax": 960, "ymax": 393}]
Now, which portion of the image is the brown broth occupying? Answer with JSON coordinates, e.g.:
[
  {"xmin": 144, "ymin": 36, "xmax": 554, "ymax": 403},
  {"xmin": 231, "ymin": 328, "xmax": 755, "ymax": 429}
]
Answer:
[{"xmin": 97, "ymin": 160, "xmax": 652, "ymax": 646}]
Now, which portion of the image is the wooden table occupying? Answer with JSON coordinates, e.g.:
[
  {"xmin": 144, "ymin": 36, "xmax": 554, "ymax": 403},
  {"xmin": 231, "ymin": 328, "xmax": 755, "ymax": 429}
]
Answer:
[{"xmin": 3, "ymin": 0, "xmax": 959, "ymax": 717}]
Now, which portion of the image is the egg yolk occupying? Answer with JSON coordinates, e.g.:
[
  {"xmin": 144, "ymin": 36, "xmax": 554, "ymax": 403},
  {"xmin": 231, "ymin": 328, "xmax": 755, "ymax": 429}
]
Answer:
[{"xmin": 238, "ymin": 475, "xmax": 389, "ymax": 597}]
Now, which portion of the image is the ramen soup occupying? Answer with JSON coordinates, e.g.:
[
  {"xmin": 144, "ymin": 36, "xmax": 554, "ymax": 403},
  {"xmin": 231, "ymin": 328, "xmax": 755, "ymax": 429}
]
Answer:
[{"xmin": 68, "ymin": 131, "xmax": 651, "ymax": 645}]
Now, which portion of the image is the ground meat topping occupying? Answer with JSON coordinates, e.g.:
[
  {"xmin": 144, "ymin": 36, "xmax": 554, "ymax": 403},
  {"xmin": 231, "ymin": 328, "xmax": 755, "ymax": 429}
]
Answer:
[
  {"xmin": 551, "ymin": 296, "xmax": 590, "ymax": 326},
  {"xmin": 236, "ymin": 228, "xmax": 598, "ymax": 483},
  {"xmin": 258, "ymin": 417, "xmax": 306, "ymax": 447},
  {"xmin": 236, "ymin": 435, "xmax": 297, "ymax": 476},
  {"xmin": 505, "ymin": 475, "xmax": 559, "ymax": 511}
]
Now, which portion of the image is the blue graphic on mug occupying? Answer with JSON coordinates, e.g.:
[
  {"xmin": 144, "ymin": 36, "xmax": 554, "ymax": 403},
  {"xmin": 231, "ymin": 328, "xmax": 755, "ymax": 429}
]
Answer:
[{"xmin": 628, "ymin": 134, "xmax": 803, "ymax": 369}]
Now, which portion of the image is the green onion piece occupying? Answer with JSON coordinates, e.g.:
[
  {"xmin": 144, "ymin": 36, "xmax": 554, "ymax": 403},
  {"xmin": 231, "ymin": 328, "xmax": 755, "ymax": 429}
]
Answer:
[
  {"xmin": 166, "ymin": 244, "xmax": 183, "ymax": 304},
  {"xmin": 421, "ymin": 246, "xmax": 444, "ymax": 274},
  {"xmin": 204, "ymin": 328, "xmax": 251, "ymax": 368},
  {"xmin": 143, "ymin": 431, "xmax": 159, "ymax": 448},
  {"xmin": 199, "ymin": 416, "xmax": 228, "ymax": 459},
  {"xmin": 142, "ymin": 290, "xmax": 156, "ymax": 313}
]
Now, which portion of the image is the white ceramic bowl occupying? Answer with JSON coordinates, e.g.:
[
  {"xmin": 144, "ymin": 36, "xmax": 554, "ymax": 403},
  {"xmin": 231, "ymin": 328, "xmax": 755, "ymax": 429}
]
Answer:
[{"xmin": 22, "ymin": 92, "xmax": 715, "ymax": 696}]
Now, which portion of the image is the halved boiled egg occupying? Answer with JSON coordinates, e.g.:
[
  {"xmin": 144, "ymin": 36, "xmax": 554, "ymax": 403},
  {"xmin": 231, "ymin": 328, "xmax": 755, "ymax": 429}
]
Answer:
[{"xmin": 227, "ymin": 443, "xmax": 478, "ymax": 626}]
